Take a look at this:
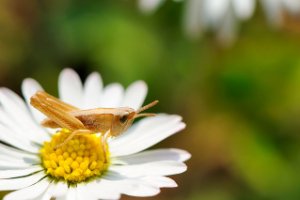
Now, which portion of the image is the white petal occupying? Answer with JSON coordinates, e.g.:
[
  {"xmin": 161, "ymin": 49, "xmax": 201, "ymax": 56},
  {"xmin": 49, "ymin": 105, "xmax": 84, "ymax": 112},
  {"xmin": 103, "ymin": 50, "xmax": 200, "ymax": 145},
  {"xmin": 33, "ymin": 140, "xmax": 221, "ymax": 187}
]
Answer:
[
  {"xmin": 109, "ymin": 114, "xmax": 185, "ymax": 156},
  {"xmin": 0, "ymin": 88, "xmax": 28, "ymax": 111},
  {"xmin": 55, "ymin": 186, "xmax": 75, "ymax": 200},
  {"xmin": 109, "ymin": 161, "xmax": 187, "ymax": 177},
  {"xmin": 0, "ymin": 108, "xmax": 48, "ymax": 147},
  {"xmin": 99, "ymin": 83, "xmax": 124, "ymax": 107},
  {"xmin": 0, "ymin": 88, "xmax": 49, "ymax": 144},
  {"xmin": 32, "ymin": 188, "xmax": 52, "ymax": 200},
  {"xmin": 232, "ymin": 0, "xmax": 255, "ymax": 19},
  {"xmin": 0, "ymin": 143, "xmax": 39, "ymax": 168},
  {"xmin": 283, "ymin": 0, "xmax": 300, "ymax": 13},
  {"xmin": 59, "ymin": 68, "xmax": 83, "ymax": 107},
  {"xmin": 103, "ymin": 170, "xmax": 177, "ymax": 189},
  {"xmin": 261, "ymin": 0, "xmax": 283, "ymax": 27},
  {"xmin": 114, "ymin": 180, "xmax": 160, "ymax": 197},
  {"xmin": 216, "ymin": 8, "xmax": 237, "ymax": 45},
  {"xmin": 141, "ymin": 176, "xmax": 177, "ymax": 188},
  {"xmin": 121, "ymin": 81, "xmax": 147, "ymax": 110},
  {"xmin": 86, "ymin": 181, "xmax": 121, "ymax": 199},
  {"xmin": 113, "ymin": 148, "xmax": 191, "ymax": 165},
  {"xmin": 97, "ymin": 179, "xmax": 160, "ymax": 197},
  {"xmin": 0, "ymin": 155, "xmax": 32, "ymax": 166},
  {"xmin": 0, "ymin": 109, "xmax": 33, "ymax": 144},
  {"xmin": 111, "ymin": 114, "xmax": 182, "ymax": 145},
  {"xmin": 183, "ymin": 0, "xmax": 206, "ymax": 38},
  {"xmin": 0, "ymin": 171, "xmax": 45, "ymax": 190},
  {"xmin": 83, "ymin": 72, "xmax": 103, "ymax": 109},
  {"xmin": 119, "ymin": 183, "xmax": 160, "ymax": 197},
  {"xmin": 66, "ymin": 188, "xmax": 77, "ymax": 200},
  {"xmin": 204, "ymin": 0, "xmax": 230, "ymax": 26},
  {"xmin": 0, "ymin": 155, "xmax": 38, "ymax": 170},
  {"xmin": 0, "ymin": 166, "xmax": 43, "ymax": 178},
  {"xmin": 0, "ymin": 161, "xmax": 35, "ymax": 169},
  {"xmin": 0, "ymin": 124, "xmax": 39, "ymax": 153},
  {"xmin": 47, "ymin": 182, "xmax": 68, "ymax": 198},
  {"xmin": 55, "ymin": 196, "xmax": 66, "ymax": 200},
  {"xmin": 3, "ymin": 178, "xmax": 50, "ymax": 200},
  {"xmin": 76, "ymin": 185, "xmax": 97, "ymax": 200},
  {"xmin": 21, "ymin": 78, "xmax": 46, "ymax": 123},
  {"xmin": 101, "ymin": 170, "xmax": 128, "ymax": 181},
  {"xmin": 0, "ymin": 143, "xmax": 39, "ymax": 161},
  {"xmin": 33, "ymin": 191, "xmax": 52, "ymax": 200},
  {"xmin": 77, "ymin": 182, "xmax": 120, "ymax": 200},
  {"xmin": 139, "ymin": 0, "xmax": 165, "ymax": 14}
]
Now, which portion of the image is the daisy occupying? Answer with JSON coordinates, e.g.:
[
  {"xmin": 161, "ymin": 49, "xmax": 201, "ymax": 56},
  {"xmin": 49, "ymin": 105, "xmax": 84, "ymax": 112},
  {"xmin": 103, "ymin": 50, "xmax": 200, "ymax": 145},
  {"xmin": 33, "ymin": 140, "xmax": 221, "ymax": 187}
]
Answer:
[
  {"xmin": 138, "ymin": 0, "xmax": 166, "ymax": 14},
  {"xmin": 183, "ymin": 0, "xmax": 300, "ymax": 42},
  {"xmin": 139, "ymin": 0, "xmax": 300, "ymax": 43},
  {"xmin": 0, "ymin": 68, "xmax": 190, "ymax": 200},
  {"xmin": 138, "ymin": 0, "xmax": 255, "ymax": 42},
  {"xmin": 183, "ymin": 0, "xmax": 256, "ymax": 43},
  {"xmin": 138, "ymin": 0, "xmax": 182, "ymax": 14},
  {"xmin": 260, "ymin": 0, "xmax": 300, "ymax": 27}
]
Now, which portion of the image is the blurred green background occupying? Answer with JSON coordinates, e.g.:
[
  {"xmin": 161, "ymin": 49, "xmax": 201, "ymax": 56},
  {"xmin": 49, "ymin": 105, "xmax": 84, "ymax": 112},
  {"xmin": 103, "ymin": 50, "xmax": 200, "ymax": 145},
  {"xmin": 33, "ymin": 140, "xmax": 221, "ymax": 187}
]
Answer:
[{"xmin": 1, "ymin": 0, "xmax": 300, "ymax": 200}]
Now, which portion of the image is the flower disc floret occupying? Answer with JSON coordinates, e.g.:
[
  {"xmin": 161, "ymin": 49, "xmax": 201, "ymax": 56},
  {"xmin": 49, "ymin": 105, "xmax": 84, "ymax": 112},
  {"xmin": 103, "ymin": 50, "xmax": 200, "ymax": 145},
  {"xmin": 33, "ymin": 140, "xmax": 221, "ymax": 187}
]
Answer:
[{"xmin": 40, "ymin": 129, "xmax": 109, "ymax": 184}]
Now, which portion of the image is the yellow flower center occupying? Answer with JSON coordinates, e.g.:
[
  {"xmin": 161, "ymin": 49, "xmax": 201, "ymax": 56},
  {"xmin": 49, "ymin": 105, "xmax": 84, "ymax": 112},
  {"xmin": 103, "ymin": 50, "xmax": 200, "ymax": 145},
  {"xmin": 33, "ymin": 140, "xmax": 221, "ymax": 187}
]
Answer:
[{"xmin": 40, "ymin": 129, "xmax": 109, "ymax": 185}]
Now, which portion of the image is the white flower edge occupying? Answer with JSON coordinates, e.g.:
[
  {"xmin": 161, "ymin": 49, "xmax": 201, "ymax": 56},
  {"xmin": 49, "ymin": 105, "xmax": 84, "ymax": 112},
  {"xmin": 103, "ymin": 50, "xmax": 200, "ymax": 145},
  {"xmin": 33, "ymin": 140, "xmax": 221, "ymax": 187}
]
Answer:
[
  {"xmin": 0, "ymin": 68, "xmax": 191, "ymax": 200},
  {"xmin": 138, "ymin": 0, "xmax": 183, "ymax": 14},
  {"xmin": 139, "ymin": 0, "xmax": 300, "ymax": 43}
]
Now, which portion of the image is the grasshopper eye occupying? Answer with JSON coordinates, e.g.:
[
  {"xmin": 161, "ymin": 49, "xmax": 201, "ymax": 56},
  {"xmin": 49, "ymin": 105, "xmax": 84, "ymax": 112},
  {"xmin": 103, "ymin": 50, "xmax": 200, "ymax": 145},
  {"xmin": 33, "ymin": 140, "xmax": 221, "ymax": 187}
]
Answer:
[{"xmin": 119, "ymin": 115, "xmax": 128, "ymax": 124}]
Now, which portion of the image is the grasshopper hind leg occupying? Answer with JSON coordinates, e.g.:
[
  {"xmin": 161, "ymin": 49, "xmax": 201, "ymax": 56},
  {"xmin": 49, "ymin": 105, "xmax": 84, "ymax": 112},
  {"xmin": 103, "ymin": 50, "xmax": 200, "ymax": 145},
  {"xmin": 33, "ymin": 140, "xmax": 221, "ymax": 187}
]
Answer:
[
  {"xmin": 101, "ymin": 130, "xmax": 111, "ymax": 164},
  {"xmin": 54, "ymin": 129, "xmax": 93, "ymax": 150}
]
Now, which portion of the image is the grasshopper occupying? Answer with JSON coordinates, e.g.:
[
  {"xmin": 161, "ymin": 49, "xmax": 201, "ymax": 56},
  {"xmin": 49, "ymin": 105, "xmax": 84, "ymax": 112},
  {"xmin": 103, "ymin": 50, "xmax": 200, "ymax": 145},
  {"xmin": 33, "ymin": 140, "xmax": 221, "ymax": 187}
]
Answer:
[{"xmin": 30, "ymin": 91, "xmax": 158, "ymax": 149}]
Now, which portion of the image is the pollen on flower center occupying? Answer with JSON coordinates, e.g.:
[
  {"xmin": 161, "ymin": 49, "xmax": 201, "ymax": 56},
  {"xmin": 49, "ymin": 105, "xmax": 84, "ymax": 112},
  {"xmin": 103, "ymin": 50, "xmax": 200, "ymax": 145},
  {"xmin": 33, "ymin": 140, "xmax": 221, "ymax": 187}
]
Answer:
[{"xmin": 40, "ymin": 129, "xmax": 109, "ymax": 184}]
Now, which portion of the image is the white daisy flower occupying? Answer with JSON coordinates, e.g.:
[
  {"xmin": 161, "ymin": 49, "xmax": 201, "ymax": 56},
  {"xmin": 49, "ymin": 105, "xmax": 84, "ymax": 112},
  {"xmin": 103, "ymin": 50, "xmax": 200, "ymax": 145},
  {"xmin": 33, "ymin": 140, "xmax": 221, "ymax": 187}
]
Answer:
[
  {"xmin": 261, "ymin": 0, "xmax": 300, "ymax": 27},
  {"xmin": 139, "ymin": 0, "xmax": 300, "ymax": 43},
  {"xmin": 138, "ymin": 0, "xmax": 182, "ymax": 14},
  {"xmin": 138, "ymin": 0, "xmax": 256, "ymax": 44},
  {"xmin": 0, "ymin": 68, "xmax": 190, "ymax": 200},
  {"xmin": 139, "ymin": 0, "xmax": 166, "ymax": 14},
  {"xmin": 183, "ymin": 0, "xmax": 300, "ymax": 42},
  {"xmin": 183, "ymin": 0, "xmax": 256, "ymax": 43}
]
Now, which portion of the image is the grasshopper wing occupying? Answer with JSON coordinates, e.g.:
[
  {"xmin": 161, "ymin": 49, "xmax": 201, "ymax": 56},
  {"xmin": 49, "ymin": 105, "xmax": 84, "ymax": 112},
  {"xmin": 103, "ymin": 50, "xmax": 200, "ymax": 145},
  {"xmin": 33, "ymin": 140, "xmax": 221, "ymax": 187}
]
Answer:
[{"xmin": 30, "ymin": 91, "xmax": 85, "ymax": 130}]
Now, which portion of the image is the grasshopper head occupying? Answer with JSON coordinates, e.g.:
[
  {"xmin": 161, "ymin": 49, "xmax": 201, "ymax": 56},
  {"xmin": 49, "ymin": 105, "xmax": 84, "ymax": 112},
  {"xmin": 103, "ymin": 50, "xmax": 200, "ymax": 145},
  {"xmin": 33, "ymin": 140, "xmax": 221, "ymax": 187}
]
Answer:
[
  {"xmin": 110, "ymin": 100, "xmax": 159, "ymax": 137},
  {"xmin": 110, "ymin": 108, "xmax": 136, "ymax": 137}
]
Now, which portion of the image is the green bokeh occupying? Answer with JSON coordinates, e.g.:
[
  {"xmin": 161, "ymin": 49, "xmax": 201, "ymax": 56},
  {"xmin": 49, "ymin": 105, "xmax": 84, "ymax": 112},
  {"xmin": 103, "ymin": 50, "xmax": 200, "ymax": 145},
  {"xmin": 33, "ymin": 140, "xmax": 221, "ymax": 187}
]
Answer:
[{"xmin": 0, "ymin": 1, "xmax": 300, "ymax": 200}]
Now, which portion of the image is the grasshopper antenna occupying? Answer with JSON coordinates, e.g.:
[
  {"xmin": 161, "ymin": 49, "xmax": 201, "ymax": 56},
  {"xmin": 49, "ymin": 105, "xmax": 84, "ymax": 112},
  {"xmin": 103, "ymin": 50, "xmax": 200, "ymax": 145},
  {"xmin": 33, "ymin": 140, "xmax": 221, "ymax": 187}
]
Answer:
[
  {"xmin": 135, "ymin": 100, "xmax": 159, "ymax": 119},
  {"xmin": 134, "ymin": 113, "xmax": 156, "ymax": 118},
  {"xmin": 137, "ymin": 100, "xmax": 159, "ymax": 113}
]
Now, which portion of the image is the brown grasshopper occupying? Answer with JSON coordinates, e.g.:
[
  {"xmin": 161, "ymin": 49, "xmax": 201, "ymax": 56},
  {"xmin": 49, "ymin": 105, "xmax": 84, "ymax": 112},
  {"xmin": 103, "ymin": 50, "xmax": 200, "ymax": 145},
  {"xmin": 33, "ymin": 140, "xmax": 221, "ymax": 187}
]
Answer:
[{"xmin": 30, "ymin": 91, "xmax": 158, "ymax": 148}]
